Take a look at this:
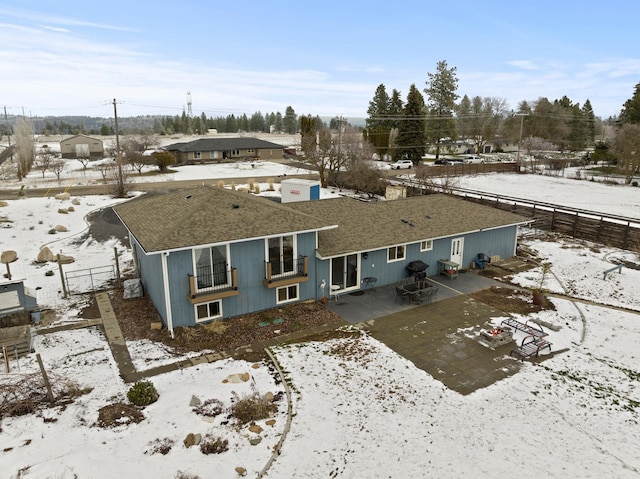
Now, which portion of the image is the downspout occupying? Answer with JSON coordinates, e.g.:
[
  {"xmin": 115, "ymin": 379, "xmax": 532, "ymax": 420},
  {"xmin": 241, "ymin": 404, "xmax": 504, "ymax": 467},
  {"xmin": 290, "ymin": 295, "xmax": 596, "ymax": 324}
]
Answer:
[{"xmin": 161, "ymin": 252, "xmax": 174, "ymax": 338}]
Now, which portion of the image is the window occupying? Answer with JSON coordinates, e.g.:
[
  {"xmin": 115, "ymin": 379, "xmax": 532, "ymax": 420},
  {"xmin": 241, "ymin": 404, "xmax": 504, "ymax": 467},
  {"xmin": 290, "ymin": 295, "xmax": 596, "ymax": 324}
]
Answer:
[
  {"xmin": 194, "ymin": 245, "xmax": 229, "ymax": 290},
  {"xmin": 388, "ymin": 245, "xmax": 405, "ymax": 262},
  {"xmin": 247, "ymin": 149, "xmax": 255, "ymax": 154},
  {"xmin": 420, "ymin": 239, "xmax": 433, "ymax": 252},
  {"xmin": 276, "ymin": 284, "xmax": 298, "ymax": 304},
  {"xmin": 195, "ymin": 300, "xmax": 222, "ymax": 322},
  {"xmin": 193, "ymin": 151, "xmax": 201, "ymax": 159},
  {"xmin": 266, "ymin": 235, "xmax": 295, "ymax": 276}
]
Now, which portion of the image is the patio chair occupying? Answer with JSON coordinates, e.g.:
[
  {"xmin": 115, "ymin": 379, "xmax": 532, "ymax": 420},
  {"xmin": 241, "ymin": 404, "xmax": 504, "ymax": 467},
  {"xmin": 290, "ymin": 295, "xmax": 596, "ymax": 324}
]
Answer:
[{"xmin": 395, "ymin": 286, "xmax": 411, "ymax": 303}]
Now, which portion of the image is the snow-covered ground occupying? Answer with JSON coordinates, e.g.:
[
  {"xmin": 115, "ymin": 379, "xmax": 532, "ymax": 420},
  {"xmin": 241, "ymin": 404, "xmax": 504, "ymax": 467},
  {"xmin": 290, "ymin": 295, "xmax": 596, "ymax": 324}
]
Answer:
[{"xmin": 1, "ymin": 161, "xmax": 639, "ymax": 478}]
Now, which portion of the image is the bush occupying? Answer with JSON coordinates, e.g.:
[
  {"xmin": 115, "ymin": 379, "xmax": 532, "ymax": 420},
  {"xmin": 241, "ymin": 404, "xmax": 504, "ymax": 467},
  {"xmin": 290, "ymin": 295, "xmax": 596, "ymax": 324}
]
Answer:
[
  {"xmin": 127, "ymin": 380, "xmax": 159, "ymax": 407},
  {"xmin": 193, "ymin": 398, "xmax": 224, "ymax": 418},
  {"xmin": 199, "ymin": 435, "xmax": 229, "ymax": 455},
  {"xmin": 230, "ymin": 390, "xmax": 277, "ymax": 425}
]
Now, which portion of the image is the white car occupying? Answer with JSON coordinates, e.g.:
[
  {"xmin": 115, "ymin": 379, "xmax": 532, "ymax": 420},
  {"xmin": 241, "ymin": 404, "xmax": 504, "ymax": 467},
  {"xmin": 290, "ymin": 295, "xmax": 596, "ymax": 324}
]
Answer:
[
  {"xmin": 390, "ymin": 159, "xmax": 413, "ymax": 169},
  {"xmin": 463, "ymin": 155, "xmax": 484, "ymax": 164}
]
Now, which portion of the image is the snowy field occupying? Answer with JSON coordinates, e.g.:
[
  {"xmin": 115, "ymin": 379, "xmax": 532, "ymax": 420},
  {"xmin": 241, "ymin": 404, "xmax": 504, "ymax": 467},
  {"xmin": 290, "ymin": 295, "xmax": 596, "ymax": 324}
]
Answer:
[{"xmin": 1, "ymin": 161, "xmax": 639, "ymax": 478}]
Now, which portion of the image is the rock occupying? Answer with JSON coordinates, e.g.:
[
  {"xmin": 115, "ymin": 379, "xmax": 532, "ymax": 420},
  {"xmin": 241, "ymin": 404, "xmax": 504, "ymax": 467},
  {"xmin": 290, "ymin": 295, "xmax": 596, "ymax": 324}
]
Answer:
[
  {"xmin": 56, "ymin": 254, "xmax": 75, "ymax": 264},
  {"xmin": 193, "ymin": 433, "xmax": 201, "ymax": 445},
  {"xmin": 183, "ymin": 433, "xmax": 196, "ymax": 448},
  {"xmin": 150, "ymin": 322, "xmax": 162, "ymax": 330},
  {"xmin": 67, "ymin": 206, "xmax": 75, "ymax": 212},
  {"xmin": 48, "ymin": 228, "xmax": 57, "ymax": 235},
  {"xmin": 54, "ymin": 225, "xmax": 68, "ymax": 232},
  {"xmin": 265, "ymin": 419, "xmax": 276, "ymax": 427},
  {"xmin": 71, "ymin": 198, "xmax": 81, "ymax": 205},
  {"xmin": 57, "ymin": 208, "xmax": 68, "ymax": 214},
  {"xmin": 248, "ymin": 423, "xmax": 263, "ymax": 434},
  {"xmin": 189, "ymin": 395, "xmax": 201, "ymax": 407},
  {"xmin": 235, "ymin": 467, "xmax": 247, "ymax": 476},
  {"xmin": 1, "ymin": 250, "xmax": 17, "ymax": 263},
  {"xmin": 37, "ymin": 246, "xmax": 55, "ymax": 263},
  {"xmin": 249, "ymin": 437, "xmax": 262, "ymax": 446},
  {"xmin": 0, "ymin": 201, "xmax": 7, "ymax": 207},
  {"xmin": 123, "ymin": 278, "xmax": 143, "ymax": 299},
  {"xmin": 264, "ymin": 391, "xmax": 274, "ymax": 402},
  {"xmin": 251, "ymin": 363, "xmax": 260, "ymax": 369},
  {"xmin": 224, "ymin": 372, "xmax": 250, "ymax": 383},
  {"xmin": 54, "ymin": 193, "xmax": 70, "ymax": 200}
]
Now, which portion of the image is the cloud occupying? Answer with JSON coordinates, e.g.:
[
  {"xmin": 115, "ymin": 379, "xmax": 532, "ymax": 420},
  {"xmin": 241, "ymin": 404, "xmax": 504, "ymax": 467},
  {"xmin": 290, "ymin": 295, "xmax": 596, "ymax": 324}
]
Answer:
[
  {"xmin": 506, "ymin": 60, "xmax": 539, "ymax": 71},
  {"xmin": 0, "ymin": 7, "xmax": 135, "ymax": 32}
]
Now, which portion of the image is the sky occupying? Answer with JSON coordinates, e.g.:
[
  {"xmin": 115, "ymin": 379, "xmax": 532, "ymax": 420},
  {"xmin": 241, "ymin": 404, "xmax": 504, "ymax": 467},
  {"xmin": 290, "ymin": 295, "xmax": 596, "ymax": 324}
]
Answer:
[
  {"xmin": 1, "ymin": 1, "xmax": 639, "ymax": 121},
  {"xmin": 1, "ymin": 161, "xmax": 639, "ymax": 477}
]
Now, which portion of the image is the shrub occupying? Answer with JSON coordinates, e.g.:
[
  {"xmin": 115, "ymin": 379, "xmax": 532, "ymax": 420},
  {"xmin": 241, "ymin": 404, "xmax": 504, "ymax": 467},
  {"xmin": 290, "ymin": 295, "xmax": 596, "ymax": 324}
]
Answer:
[
  {"xmin": 193, "ymin": 398, "xmax": 224, "ymax": 417},
  {"xmin": 127, "ymin": 380, "xmax": 159, "ymax": 407},
  {"xmin": 199, "ymin": 435, "xmax": 229, "ymax": 455},
  {"xmin": 230, "ymin": 390, "xmax": 277, "ymax": 425},
  {"xmin": 145, "ymin": 437, "xmax": 175, "ymax": 455}
]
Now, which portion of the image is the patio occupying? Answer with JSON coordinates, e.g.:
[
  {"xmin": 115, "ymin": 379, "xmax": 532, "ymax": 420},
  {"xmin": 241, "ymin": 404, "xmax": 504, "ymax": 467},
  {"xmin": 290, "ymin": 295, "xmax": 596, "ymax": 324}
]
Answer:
[{"xmin": 326, "ymin": 271, "xmax": 527, "ymax": 395}]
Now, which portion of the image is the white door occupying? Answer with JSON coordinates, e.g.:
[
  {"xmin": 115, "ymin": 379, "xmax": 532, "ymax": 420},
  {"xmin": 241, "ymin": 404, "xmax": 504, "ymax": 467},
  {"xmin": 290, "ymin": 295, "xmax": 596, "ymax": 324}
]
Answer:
[{"xmin": 450, "ymin": 237, "xmax": 464, "ymax": 266}]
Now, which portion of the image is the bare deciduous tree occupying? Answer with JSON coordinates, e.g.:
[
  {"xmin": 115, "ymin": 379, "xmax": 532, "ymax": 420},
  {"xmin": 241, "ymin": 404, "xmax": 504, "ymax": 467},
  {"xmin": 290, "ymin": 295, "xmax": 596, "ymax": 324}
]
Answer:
[
  {"xmin": 413, "ymin": 163, "xmax": 461, "ymax": 195},
  {"xmin": 126, "ymin": 149, "xmax": 151, "ymax": 175},
  {"xmin": 50, "ymin": 160, "xmax": 65, "ymax": 181},
  {"xmin": 613, "ymin": 123, "xmax": 640, "ymax": 184},
  {"xmin": 14, "ymin": 117, "xmax": 35, "ymax": 180},
  {"xmin": 37, "ymin": 147, "xmax": 57, "ymax": 178}
]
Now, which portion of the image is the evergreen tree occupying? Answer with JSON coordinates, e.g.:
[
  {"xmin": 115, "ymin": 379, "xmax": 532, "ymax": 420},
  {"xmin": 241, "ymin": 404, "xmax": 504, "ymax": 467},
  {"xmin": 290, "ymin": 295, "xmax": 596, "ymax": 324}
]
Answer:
[
  {"xmin": 620, "ymin": 81, "xmax": 640, "ymax": 124},
  {"xmin": 283, "ymin": 106, "xmax": 297, "ymax": 134},
  {"xmin": 394, "ymin": 84, "xmax": 426, "ymax": 163},
  {"xmin": 582, "ymin": 99, "xmax": 596, "ymax": 143},
  {"xmin": 300, "ymin": 115, "xmax": 317, "ymax": 156},
  {"xmin": 424, "ymin": 60, "xmax": 459, "ymax": 160},
  {"xmin": 388, "ymin": 89, "xmax": 404, "ymax": 130},
  {"xmin": 275, "ymin": 112, "xmax": 283, "ymax": 133},
  {"xmin": 365, "ymin": 84, "xmax": 392, "ymax": 159}
]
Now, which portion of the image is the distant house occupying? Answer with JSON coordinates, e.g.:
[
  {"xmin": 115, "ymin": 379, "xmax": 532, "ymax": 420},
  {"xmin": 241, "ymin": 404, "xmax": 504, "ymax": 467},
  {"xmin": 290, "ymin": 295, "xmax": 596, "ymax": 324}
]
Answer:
[
  {"xmin": 60, "ymin": 134, "xmax": 104, "ymax": 160},
  {"xmin": 114, "ymin": 186, "xmax": 530, "ymax": 336},
  {"xmin": 164, "ymin": 138, "xmax": 285, "ymax": 164}
]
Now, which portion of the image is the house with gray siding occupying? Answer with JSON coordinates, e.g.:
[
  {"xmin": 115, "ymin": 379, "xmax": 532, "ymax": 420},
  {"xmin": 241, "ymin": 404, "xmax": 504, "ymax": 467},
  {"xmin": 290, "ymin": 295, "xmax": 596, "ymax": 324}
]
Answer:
[
  {"xmin": 164, "ymin": 138, "xmax": 285, "ymax": 164},
  {"xmin": 114, "ymin": 186, "xmax": 529, "ymax": 336}
]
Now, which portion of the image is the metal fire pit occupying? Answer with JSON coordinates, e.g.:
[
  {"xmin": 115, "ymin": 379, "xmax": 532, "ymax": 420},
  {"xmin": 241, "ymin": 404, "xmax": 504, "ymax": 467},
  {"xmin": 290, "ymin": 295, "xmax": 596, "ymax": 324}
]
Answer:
[{"xmin": 480, "ymin": 326, "xmax": 513, "ymax": 348}]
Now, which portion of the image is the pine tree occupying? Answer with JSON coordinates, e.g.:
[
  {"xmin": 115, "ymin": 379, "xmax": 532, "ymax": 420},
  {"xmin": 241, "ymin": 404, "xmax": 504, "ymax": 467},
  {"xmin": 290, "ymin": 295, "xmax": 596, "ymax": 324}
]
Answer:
[
  {"xmin": 394, "ymin": 84, "xmax": 426, "ymax": 163},
  {"xmin": 283, "ymin": 106, "xmax": 297, "ymax": 134},
  {"xmin": 365, "ymin": 84, "xmax": 392, "ymax": 159},
  {"xmin": 424, "ymin": 60, "xmax": 459, "ymax": 160},
  {"xmin": 620, "ymin": 82, "xmax": 640, "ymax": 125},
  {"xmin": 582, "ymin": 99, "xmax": 596, "ymax": 143}
]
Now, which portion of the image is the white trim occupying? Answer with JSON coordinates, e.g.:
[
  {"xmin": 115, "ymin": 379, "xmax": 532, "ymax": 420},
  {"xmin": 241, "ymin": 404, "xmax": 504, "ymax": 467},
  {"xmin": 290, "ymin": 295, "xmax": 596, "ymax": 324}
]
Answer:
[
  {"xmin": 195, "ymin": 299, "xmax": 223, "ymax": 323},
  {"xmin": 265, "ymin": 235, "xmax": 297, "ymax": 278},
  {"xmin": 420, "ymin": 239, "xmax": 433, "ymax": 252},
  {"xmin": 387, "ymin": 244, "xmax": 406, "ymax": 263},
  {"xmin": 276, "ymin": 284, "xmax": 299, "ymax": 304}
]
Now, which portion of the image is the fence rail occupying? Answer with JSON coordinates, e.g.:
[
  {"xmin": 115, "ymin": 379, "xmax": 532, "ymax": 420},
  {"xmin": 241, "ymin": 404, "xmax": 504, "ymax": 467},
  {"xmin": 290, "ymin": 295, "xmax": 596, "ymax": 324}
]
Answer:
[
  {"xmin": 65, "ymin": 264, "xmax": 118, "ymax": 295},
  {"xmin": 446, "ymin": 187, "xmax": 640, "ymax": 252}
]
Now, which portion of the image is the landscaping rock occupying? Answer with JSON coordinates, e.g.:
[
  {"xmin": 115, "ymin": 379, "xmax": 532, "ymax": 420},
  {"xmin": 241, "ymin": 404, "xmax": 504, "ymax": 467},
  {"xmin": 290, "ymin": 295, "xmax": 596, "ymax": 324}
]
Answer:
[
  {"xmin": 183, "ymin": 433, "xmax": 197, "ymax": 448},
  {"xmin": 58, "ymin": 208, "xmax": 68, "ymax": 214},
  {"xmin": 67, "ymin": 206, "xmax": 75, "ymax": 212},
  {"xmin": 55, "ymin": 193, "xmax": 70, "ymax": 200},
  {"xmin": 150, "ymin": 322, "xmax": 162, "ymax": 331},
  {"xmin": 37, "ymin": 246, "xmax": 55, "ymax": 263},
  {"xmin": 71, "ymin": 198, "xmax": 81, "ymax": 205},
  {"xmin": 189, "ymin": 395, "xmax": 201, "ymax": 407},
  {"xmin": 1, "ymin": 250, "xmax": 18, "ymax": 263},
  {"xmin": 235, "ymin": 467, "xmax": 247, "ymax": 476},
  {"xmin": 249, "ymin": 437, "xmax": 262, "ymax": 446},
  {"xmin": 223, "ymin": 372, "xmax": 250, "ymax": 383},
  {"xmin": 248, "ymin": 423, "xmax": 263, "ymax": 434},
  {"xmin": 0, "ymin": 200, "xmax": 7, "ymax": 207},
  {"xmin": 265, "ymin": 419, "xmax": 276, "ymax": 427},
  {"xmin": 54, "ymin": 225, "xmax": 68, "ymax": 232},
  {"xmin": 56, "ymin": 254, "xmax": 75, "ymax": 264},
  {"xmin": 123, "ymin": 278, "xmax": 142, "ymax": 299}
]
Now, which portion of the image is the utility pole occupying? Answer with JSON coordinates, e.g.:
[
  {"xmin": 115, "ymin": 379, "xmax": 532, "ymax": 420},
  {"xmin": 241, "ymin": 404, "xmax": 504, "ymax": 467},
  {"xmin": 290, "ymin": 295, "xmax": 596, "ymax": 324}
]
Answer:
[
  {"xmin": 3, "ymin": 106, "xmax": 12, "ymax": 163},
  {"xmin": 515, "ymin": 113, "xmax": 528, "ymax": 165},
  {"xmin": 112, "ymin": 99, "xmax": 125, "ymax": 196}
]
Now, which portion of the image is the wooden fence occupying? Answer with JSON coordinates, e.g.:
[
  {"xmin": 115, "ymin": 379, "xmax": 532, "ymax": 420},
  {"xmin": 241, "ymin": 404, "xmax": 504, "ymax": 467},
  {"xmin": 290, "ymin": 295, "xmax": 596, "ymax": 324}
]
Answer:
[{"xmin": 448, "ymin": 187, "xmax": 640, "ymax": 252}]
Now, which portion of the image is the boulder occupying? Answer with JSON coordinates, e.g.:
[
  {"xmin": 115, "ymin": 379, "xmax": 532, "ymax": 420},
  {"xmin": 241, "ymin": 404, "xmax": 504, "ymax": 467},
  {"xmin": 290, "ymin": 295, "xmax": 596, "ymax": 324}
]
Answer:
[
  {"xmin": 56, "ymin": 254, "xmax": 75, "ymax": 264},
  {"xmin": 0, "ymin": 200, "xmax": 7, "ymax": 207},
  {"xmin": 54, "ymin": 192, "xmax": 70, "ymax": 200},
  {"xmin": 235, "ymin": 467, "xmax": 247, "ymax": 476},
  {"xmin": 123, "ymin": 278, "xmax": 143, "ymax": 299},
  {"xmin": 71, "ymin": 198, "xmax": 81, "ymax": 205},
  {"xmin": 67, "ymin": 206, "xmax": 75, "ymax": 212},
  {"xmin": 57, "ymin": 208, "xmax": 68, "ymax": 214},
  {"xmin": 54, "ymin": 225, "xmax": 68, "ymax": 232},
  {"xmin": 37, "ymin": 246, "xmax": 55, "ymax": 263},
  {"xmin": 183, "ymin": 433, "xmax": 197, "ymax": 448},
  {"xmin": 223, "ymin": 372, "xmax": 250, "ymax": 383},
  {"xmin": 150, "ymin": 322, "xmax": 162, "ymax": 331},
  {"xmin": 1, "ymin": 250, "xmax": 18, "ymax": 263},
  {"xmin": 189, "ymin": 395, "xmax": 201, "ymax": 407},
  {"xmin": 248, "ymin": 423, "xmax": 263, "ymax": 434}
]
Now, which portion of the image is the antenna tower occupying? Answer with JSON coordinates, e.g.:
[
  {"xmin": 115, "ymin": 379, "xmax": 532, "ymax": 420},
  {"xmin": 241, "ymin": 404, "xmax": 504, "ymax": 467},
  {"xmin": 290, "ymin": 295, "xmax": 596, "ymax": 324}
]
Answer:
[{"xmin": 186, "ymin": 91, "xmax": 192, "ymax": 117}]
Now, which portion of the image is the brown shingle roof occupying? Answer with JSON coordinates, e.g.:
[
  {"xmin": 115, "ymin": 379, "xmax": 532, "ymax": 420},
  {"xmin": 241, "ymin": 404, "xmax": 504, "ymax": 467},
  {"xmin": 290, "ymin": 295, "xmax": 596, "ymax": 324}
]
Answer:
[
  {"xmin": 113, "ymin": 186, "xmax": 336, "ymax": 253},
  {"xmin": 288, "ymin": 194, "xmax": 530, "ymax": 257},
  {"xmin": 165, "ymin": 138, "xmax": 284, "ymax": 152}
]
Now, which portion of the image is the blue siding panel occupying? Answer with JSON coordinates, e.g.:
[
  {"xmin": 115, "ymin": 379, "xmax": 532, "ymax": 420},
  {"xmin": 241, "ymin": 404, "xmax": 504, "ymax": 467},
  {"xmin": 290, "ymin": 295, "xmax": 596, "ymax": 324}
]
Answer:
[{"xmin": 135, "ymin": 241, "xmax": 167, "ymax": 323}]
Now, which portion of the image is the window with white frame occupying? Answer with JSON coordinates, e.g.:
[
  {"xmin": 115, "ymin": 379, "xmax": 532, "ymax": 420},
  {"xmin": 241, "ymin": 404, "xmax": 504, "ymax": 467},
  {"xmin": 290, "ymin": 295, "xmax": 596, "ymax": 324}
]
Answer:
[
  {"xmin": 194, "ymin": 245, "xmax": 230, "ymax": 291},
  {"xmin": 195, "ymin": 300, "xmax": 222, "ymax": 322},
  {"xmin": 276, "ymin": 284, "xmax": 298, "ymax": 304},
  {"xmin": 420, "ymin": 239, "xmax": 433, "ymax": 252},
  {"xmin": 387, "ymin": 244, "xmax": 406, "ymax": 262},
  {"xmin": 193, "ymin": 151, "xmax": 201, "ymax": 159}
]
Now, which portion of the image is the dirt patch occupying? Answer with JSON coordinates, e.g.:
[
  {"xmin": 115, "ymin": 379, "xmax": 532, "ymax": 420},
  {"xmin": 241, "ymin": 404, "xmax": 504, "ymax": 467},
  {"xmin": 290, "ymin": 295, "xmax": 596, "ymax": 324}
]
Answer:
[
  {"xmin": 97, "ymin": 288, "xmax": 345, "ymax": 354},
  {"xmin": 96, "ymin": 403, "xmax": 144, "ymax": 428},
  {"xmin": 469, "ymin": 286, "xmax": 555, "ymax": 315}
]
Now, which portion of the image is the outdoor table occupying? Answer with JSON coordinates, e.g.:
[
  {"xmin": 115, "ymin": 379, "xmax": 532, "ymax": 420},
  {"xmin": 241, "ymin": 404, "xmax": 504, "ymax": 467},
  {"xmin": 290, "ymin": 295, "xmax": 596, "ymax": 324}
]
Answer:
[
  {"xmin": 363, "ymin": 276, "xmax": 377, "ymax": 291},
  {"xmin": 438, "ymin": 259, "xmax": 459, "ymax": 280}
]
